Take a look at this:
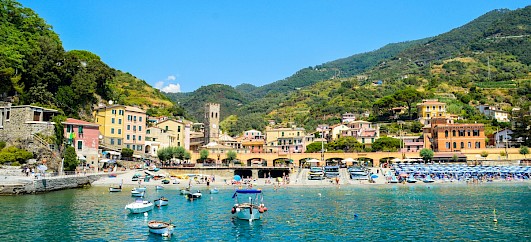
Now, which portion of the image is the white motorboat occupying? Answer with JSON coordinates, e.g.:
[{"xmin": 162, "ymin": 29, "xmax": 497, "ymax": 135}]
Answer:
[
  {"xmin": 210, "ymin": 188, "xmax": 219, "ymax": 194},
  {"xmin": 186, "ymin": 190, "xmax": 202, "ymax": 200},
  {"xmin": 109, "ymin": 186, "xmax": 122, "ymax": 192},
  {"xmin": 155, "ymin": 185, "xmax": 164, "ymax": 190},
  {"xmin": 131, "ymin": 189, "xmax": 144, "ymax": 197},
  {"xmin": 135, "ymin": 187, "xmax": 147, "ymax": 192},
  {"xmin": 125, "ymin": 199, "xmax": 154, "ymax": 214},
  {"xmin": 154, "ymin": 197, "xmax": 169, "ymax": 207}
]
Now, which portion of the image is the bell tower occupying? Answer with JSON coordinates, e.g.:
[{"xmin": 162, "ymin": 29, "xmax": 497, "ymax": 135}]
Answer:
[{"xmin": 204, "ymin": 103, "xmax": 220, "ymax": 144}]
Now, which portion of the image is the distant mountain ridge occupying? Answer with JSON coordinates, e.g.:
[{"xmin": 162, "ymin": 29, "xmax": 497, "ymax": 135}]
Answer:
[{"xmin": 167, "ymin": 6, "xmax": 531, "ymax": 135}]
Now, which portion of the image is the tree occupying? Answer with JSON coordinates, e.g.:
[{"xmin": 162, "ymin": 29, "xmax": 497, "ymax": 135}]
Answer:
[
  {"xmin": 226, "ymin": 150, "xmax": 237, "ymax": 164},
  {"xmin": 372, "ymin": 137, "xmax": 402, "ymax": 152},
  {"xmin": 327, "ymin": 137, "xmax": 361, "ymax": 152},
  {"xmin": 63, "ymin": 146, "xmax": 79, "ymax": 171},
  {"xmin": 174, "ymin": 146, "xmax": 186, "ymax": 160},
  {"xmin": 52, "ymin": 115, "xmax": 67, "ymax": 152},
  {"xmin": 519, "ymin": 146, "xmax": 529, "ymax": 158},
  {"xmin": 157, "ymin": 147, "xmax": 172, "ymax": 162},
  {"xmin": 199, "ymin": 149, "xmax": 209, "ymax": 161},
  {"xmin": 121, "ymin": 148, "xmax": 134, "ymax": 159},
  {"xmin": 305, "ymin": 142, "xmax": 324, "ymax": 153},
  {"xmin": 420, "ymin": 148, "xmax": 434, "ymax": 163},
  {"xmin": 393, "ymin": 87, "xmax": 422, "ymax": 119},
  {"xmin": 184, "ymin": 151, "xmax": 191, "ymax": 161}
]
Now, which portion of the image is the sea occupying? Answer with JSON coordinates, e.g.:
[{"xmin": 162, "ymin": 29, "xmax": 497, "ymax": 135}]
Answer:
[{"xmin": 0, "ymin": 183, "xmax": 529, "ymax": 241}]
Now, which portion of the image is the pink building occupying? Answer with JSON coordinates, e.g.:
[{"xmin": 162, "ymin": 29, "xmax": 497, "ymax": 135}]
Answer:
[{"xmin": 63, "ymin": 118, "xmax": 100, "ymax": 169}]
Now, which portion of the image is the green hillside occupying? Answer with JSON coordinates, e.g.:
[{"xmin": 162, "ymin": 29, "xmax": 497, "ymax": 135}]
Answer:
[{"xmin": 0, "ymin": 0, "xmax": 177, "ymax": 120}]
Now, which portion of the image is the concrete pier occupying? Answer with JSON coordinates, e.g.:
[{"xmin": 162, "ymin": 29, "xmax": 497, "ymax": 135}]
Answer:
[{"xmin": 0, "ymin": 173, "xmax": 109, "ymax": 195}]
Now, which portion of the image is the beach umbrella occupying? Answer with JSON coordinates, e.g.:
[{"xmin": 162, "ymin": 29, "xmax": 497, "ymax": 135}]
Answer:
[
  {"xmin": 234, "ymin": 175, "xmax": 241, "ymax": 181},
  {"xmin": 37, "ymin": 165, "xmax": 47, "ymax": 171},
  {"xmin": 371, "ymin": 174, "xmax": 379, "ymax": 179}
]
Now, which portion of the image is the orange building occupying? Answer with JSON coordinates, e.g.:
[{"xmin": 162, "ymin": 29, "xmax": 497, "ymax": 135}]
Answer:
[{"xmin": 428, "ymin": 118, "xmax": 485, "ymax": 152}]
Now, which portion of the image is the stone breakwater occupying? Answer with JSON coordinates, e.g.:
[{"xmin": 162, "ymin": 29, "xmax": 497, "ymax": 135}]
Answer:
[{"xmin": 0, "ymin": 174, "xmax": 108, "ymax": 195}]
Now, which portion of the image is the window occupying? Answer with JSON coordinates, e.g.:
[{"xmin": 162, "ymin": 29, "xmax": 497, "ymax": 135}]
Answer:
[
  {"xmin": 452, "ymin": 130, "xmax": 456, "ymax": 137},
  {"xmin": 117, "ymin": 139, "xmax": 122, "ymax": 145},
  {"xmin": 119, "ymin": 110, "xmax": 124, "ymax": 115},
  {"xmin": 138, "ymin": 136, "xmax": 142, "ymax": 141},
  {"xmin": 139, "ymin": 117, "xmax": 142, "ymax": 122},
  {"xmin": 426, "ymin": 107, "xmax": 430, "ymax": 112},
  {"xmin": 177, "ymin": 126, "xmax": 180, "ymax": 132},
  {"xmin": 112, "ymin": 110, "xmax": 116, "ymax": 114},
  {"xmin": 132, "ymin": 145, "xmax": 136, "ymax": 150},
  {"xmin": 5, "ymin": 110, "xmax": 10, "ymax": 120},
  {"xmin": 133, "ymin": 126, "xmax": 136, "ymax": 131},
  {"xmin": 127, "ymin": 125, "xmax": 130, "ymax": 130},
  {"xmin": 111, "ymin": 118, "xmax": 115, "ymax": 124},
  {"xmin": 118, "ymin": 119, "xmax": 122, "ymax": 124},
  {"xmin": 110, "ymin": 138, "xmax": 115, "ymax": 145},
  {"xmin": 445, "ymin": 130, "xmax": 449, "ymax": 138},
  {"xmin": 446, "ymin": 142, "xmax": 450, "ymax": 149},
  {"xmin": 467, "ymin": 130, "xmax": 471, "ymax": 136},
  {"xmin": 362, "ymin": 138, "xmax": 365, "ymax": 143},
  {"xmin": 78, "ymin": 126, "xmax": 83, "ymax": 134},
  {"xmin": 133, "ymin": 116, "xmax": 137, "ymax": 122},
  {"xmin": 475, "ymin": 142, "xmax": 480, "ymax": 148},
  {"xmin": 118, "ymin": 129, "xmax": 121, "ymax": 135},
  {"xmin": 147, "ymin": 130, "xmax": 150, "ymax": 135},
  {"xmin": 127, "ymin": 135, "xmax": 130, "ymax": 140},
  {"xmin": 453, "ymin": 142, "xmax": 457, "ymax": 149},
  {"xmin": 468, "ymin": 142, "xmax": 471, "ymax": 148},
  {"xmin": 139, "ymin": 126, "xmax": 142, "ymax": 131},
  {"xmin": 127, "ymin": 144, "xmax": 130, "ymax": 149},
  {"xmin": 281, "ymin": 132, "xmax": 284, "ymax": 137},
  {"xmin": 427, "ymin": 114, "xmax": 430, "ymax": 118},
  {"xmin": 111, "ymin": 128, "xmax": 114, "ymax": 134},
  {"xmin": 77, "ymin": 140, "xmax": 82, "ymax": 150},
  {"xmin": 473, "ymin": 130, "xmax": 480, "ymax": 136},
  {"xmin": 165, "ymin": 126, "xmax": 168, "ymax": 131},
  {"xmin": 133, "ymin": 135, "xmax": 136, "ymax": 140},
  {"xmin": 137, "ymin": 146, "xmax": 142, "ymax": 151},
  {"xmin": 66, "ymin": 125, "xmax": 73, "ymax": 133},
  {"xmin": 460, "ymin": 142, "xmax": 464, "ymax": 149}
]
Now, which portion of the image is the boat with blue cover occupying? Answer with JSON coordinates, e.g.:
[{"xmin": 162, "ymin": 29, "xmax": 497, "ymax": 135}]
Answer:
[
  {"xmin": 231, "ymin": 189, "xmax": 267, "ymax": 221},
  {"xmin": 407, "ymin": 174, "xmax": 418, "ymax": 183}
]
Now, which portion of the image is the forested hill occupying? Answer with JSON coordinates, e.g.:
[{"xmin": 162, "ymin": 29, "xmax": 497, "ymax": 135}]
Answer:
[
  {"xmin": 0, "ymin": 0, "xmax": 178, "ymax": 120},
  {"xmin": 168, "ymin": 6, "xmax": 531, "ymax": 136}
]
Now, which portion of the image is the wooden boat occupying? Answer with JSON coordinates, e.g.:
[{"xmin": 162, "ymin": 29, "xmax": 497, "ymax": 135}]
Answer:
[
  {"xmin": 231, "ymin": 189, "xmax": 267, "ymax": 221},
  {"xmin": 125, "ymin": 199, "xmax": 154, "ymax": 214},
  {"xmin": 148, "ymin": 220, "xmax": 174, "ymax": 235},
  {"xmin": 109, "ymin": 186, "xmax": 122, "ymax": 192},
  {"xmin": 154, "ymin": 197, "xmax": 169, "ymax": 207}
]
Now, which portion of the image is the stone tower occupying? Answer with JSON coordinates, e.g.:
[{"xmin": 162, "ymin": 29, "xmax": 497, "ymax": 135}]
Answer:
[{"xmin": 204, "ymin": 103, "xmax": 220, "ymax": 144}]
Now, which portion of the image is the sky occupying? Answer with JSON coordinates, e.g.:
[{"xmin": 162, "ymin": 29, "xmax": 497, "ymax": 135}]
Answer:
[{"xmin": 18, "ymin": 0, "xmax": 530, "ymax": 93}]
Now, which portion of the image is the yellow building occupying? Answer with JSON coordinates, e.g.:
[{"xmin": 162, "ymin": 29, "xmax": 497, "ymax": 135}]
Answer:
[
  {"xmin": 417, "ymin": 99, "xmax": 447, "ymax": 125},
  {"xmin": 155, "ymin": 119, "xmax": 185, "ymax": 148},
  {"xmin": 265, "ymin": 127, "xmax": 306, "ymax": 153},
  {"xmin": 93, "ymin": 105, "xmax": 146, "ymax": 155}
]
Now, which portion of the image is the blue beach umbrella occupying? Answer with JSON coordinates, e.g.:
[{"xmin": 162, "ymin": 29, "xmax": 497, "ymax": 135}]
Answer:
[
  {"xmin": 234, "ymin": 175, "xmax": 241, "ymax": 181},
  {"xmin": 371, "ymin": 174, "xmax": 378, "ymax": 179}
]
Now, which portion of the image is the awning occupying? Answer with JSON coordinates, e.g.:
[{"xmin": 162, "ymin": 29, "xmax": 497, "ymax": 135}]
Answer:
[
  {"xmin": 133, "ymin": 155, "xmax": 142, "ymax": 158},
  {"xmin": 306, "ymin": 159, "xmax": 321, "ymax": 163},
  {"xmin": 77, "ymin": 154, "xmax": 87, "ymax": 160}
]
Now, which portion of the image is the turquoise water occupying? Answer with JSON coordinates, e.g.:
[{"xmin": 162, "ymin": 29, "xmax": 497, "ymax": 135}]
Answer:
[{"xmin": 0, "ymin": 183, "xmax": 529, "ymax": 241}]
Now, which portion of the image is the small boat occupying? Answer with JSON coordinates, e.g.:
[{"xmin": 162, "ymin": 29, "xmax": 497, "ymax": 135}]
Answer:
[
  {"xmin": 131, "ymin": 189, "xmax": 144, "ymax": 197},
  {"xmin": 162, "ymin": 179, "xmax": 171, "ymax": 184},
  {"xmin": 406, "ymin": 174, "xmax": 418, "ymax": 183},
  {"xmin": 423, "ymin": 174, "xmax": 435, "ymax": 183},
  {"xmin": 148, "ymin": 220, "xmax": 174, "ymax": 235},
  {"xmin": 186, "ymin": 190, "xmax": 202, "ymax": 200},
  {"xmin": 156, "ymin": 185, "xmax": 164, "ymax": 190},
  {"xmin": 125, "ymin": 199, "xmax": 154, "ymax": 214},
  {"xmin": 210, "ymin": 188, "xmax": 219, "ymax": 194},
  {"xmin": 109, "ymin": 186, "xmax": 122, "ymax": 192},
  {"xmin": 231, "ymin": 189, "xmax": 267, "ymax": 221},
  {"xmin": 135, "ymin": 187, "xmax": 147, "ymax": 192},
  {"xmin": 154, "ymin": 197, "xmax": 169, "ymax": 207},
  {"xmin": 180, "ymin": 188, "xmax": 191, "ymax": 195}
]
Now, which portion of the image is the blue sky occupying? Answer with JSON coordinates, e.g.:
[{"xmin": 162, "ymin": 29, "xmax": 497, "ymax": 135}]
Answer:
[{"xmin": 19, "ymin": 0, "xmax": 530, "ymax": 92}]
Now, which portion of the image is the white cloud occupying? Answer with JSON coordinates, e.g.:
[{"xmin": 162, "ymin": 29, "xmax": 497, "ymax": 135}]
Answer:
[
  {"xmin": 161, "ymin": 83, "xmax": 181, "ymax": 93},
  {"xmin": 166, "ymin": 75, "xmax": 176, "ymax": 81},
  {"xmin": 154, "ymin": 81, "xmax": 164, "ymax": 89}
]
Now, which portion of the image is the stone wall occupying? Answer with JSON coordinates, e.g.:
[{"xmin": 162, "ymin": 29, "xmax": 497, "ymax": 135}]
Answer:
[{"xmin": 0, "ymin": 173, "xmax": 108, "ymax": 195}]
